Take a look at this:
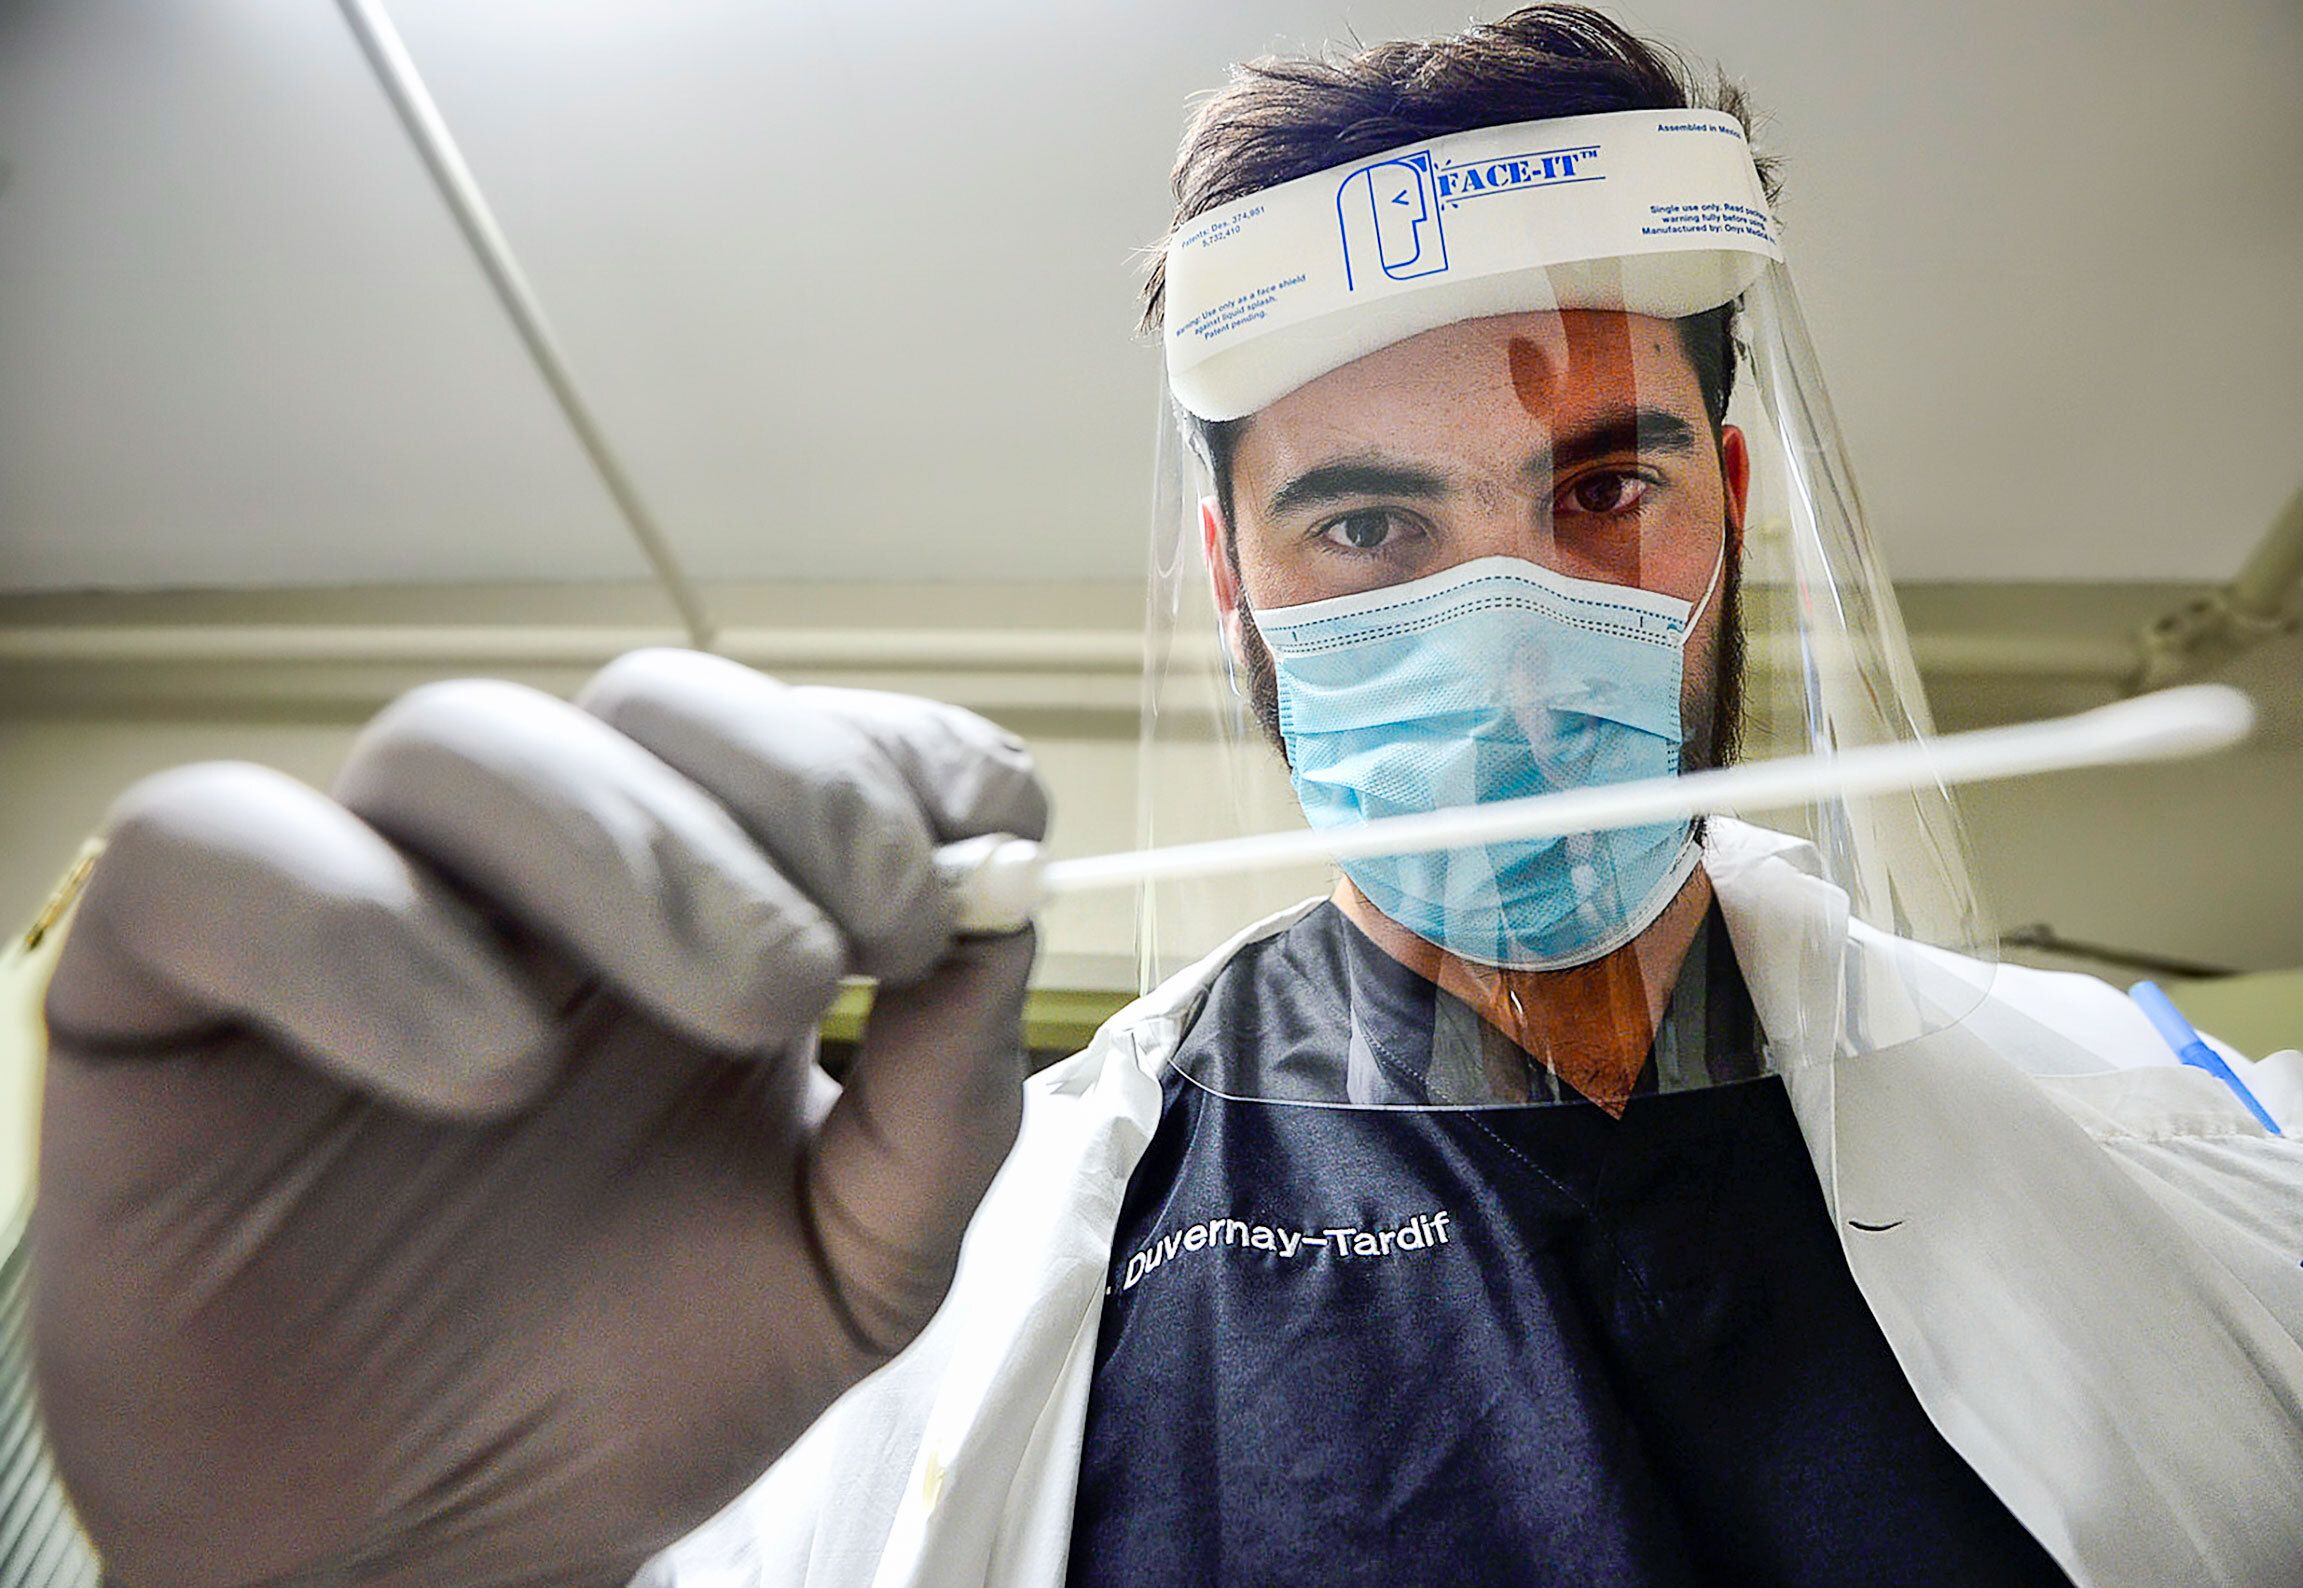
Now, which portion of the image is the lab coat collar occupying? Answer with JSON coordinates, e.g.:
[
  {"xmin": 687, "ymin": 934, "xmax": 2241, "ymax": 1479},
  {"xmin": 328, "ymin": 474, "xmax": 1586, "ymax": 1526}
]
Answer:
[
  {"xmin": 1700, "ymin": 818, "xmax": 1851, "ymax": 1073},
  {"xmin": 1119, "ymin": 818, "xmax": 1855, "ymax": 1086}
]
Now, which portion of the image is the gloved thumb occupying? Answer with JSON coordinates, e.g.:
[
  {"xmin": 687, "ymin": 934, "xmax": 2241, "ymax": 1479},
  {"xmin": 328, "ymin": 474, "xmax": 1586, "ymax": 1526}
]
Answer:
[{"xmin": 800, "ymin": 928, "xmax": 1035, "ymax": 1355}]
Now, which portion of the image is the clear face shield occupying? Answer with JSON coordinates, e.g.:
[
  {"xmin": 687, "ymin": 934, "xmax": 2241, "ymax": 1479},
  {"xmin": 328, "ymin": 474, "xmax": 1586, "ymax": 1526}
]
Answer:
[{"xmin": 1139, "ymin": 111, "xmax": 1996, "ymax": 1110}]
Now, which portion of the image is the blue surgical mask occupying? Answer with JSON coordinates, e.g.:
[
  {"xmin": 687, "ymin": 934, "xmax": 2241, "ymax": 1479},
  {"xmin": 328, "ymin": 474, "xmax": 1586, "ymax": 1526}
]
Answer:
[{"xmin": 1250, "ymin": 554, "xmax": 1721, "ymax": 969}]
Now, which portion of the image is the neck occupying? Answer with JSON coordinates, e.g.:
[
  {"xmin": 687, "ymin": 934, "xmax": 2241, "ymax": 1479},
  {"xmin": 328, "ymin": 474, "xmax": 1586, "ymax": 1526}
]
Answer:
[{"xmin": 1334, "ymin": 863, "xmax": 1716, "ymax": 1118}]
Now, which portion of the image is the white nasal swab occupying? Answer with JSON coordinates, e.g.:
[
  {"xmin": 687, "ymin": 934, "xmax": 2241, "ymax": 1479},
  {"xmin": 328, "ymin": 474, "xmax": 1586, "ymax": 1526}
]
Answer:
[{"xmin": 934, "ymin": 684, "xmax": 2256, "ymax": 935}]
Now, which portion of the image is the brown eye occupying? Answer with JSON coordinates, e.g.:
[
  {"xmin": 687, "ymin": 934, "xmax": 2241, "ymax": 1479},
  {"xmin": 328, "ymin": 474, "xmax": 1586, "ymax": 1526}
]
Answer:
[
  {"xmin": 1566, "ymin": 472, "xmax": 1651, "ymax": 515},
  {"xmin": 1319, "ymin": 509, "xmax": 1412, "ymax": 552}
]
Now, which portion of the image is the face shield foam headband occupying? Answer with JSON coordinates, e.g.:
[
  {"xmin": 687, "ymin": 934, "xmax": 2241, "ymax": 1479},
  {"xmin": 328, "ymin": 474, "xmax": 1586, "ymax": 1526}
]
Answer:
[{"xmin": 1160, "ymin": 108, "xmax": 1782, "ymax": 423}]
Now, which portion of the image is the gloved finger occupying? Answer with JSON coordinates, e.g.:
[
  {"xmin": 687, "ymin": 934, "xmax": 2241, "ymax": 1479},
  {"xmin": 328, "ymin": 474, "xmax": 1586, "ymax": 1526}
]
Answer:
[
  {"xmin": 802, "ymin": 927, "xmax": 1035, "ymax": 1356},
  {"xmin": 333, "ymin": 678, "xmax": 843, "ymax": 1054},
  {"xmin": 787, "ymin": 686, "xmax": 1051, "ymax": 846},
  {"xmin": 575, "ymin": 650, "xmax": 951, "ymax": 986},
  {"xmin": 42, "ymin": 762, "xmax": 556, "ymax": 1118}
]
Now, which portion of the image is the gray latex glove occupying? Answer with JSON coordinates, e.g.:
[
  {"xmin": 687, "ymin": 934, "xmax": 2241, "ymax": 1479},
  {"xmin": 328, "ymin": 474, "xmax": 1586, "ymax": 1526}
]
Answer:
[{"xmin": 31, "ymin": 650, "xmax": 1048, "ymax": 1588}]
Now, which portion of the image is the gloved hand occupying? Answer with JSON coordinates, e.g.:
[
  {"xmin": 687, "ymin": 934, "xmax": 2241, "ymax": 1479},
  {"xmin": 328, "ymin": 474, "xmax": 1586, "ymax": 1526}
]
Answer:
[{"xmin": 31, "ymin": 649, "xmax": 1049, "ymax": 1588}]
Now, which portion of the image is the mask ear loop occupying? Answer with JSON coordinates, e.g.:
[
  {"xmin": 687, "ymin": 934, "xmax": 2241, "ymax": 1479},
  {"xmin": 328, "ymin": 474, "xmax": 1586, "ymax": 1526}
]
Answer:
[
  {"xmin": 1220, "ymin": 580, "xmax": 1262, "ymax": 711},
  {"xmin": 1674, "ymin": 540, "xmax": 1733, "ymax": 894},
  {"xmin": 1685, "ymin": 544, "xmax": 1728, "ymax": 633}
]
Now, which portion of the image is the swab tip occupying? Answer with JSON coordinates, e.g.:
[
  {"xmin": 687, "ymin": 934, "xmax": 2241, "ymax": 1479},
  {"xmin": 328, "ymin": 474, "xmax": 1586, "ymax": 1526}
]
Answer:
[{"xmin": 2098, "ymin": 683, "xmax": 2256, "ymax": 760}]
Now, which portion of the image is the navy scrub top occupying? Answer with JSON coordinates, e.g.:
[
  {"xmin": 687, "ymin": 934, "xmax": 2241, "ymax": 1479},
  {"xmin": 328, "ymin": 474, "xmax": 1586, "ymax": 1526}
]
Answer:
[{"xmin": 1068, "ymin": 903, "xmax": 2071, "ymax": 1587}]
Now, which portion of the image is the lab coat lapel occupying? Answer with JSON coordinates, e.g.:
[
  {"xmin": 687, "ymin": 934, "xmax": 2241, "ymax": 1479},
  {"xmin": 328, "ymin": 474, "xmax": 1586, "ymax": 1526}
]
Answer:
[
  {"xmin": 1824, "ymin": 1024, "xmax": 2303, "ymax": 1585},
  {"xmin": 1704, "ymin": 821, "xmax": 1850, "ymax": 1210},
  {"xmin": 1709, "ymin": 820, "xmax": 2303, "ymax": 1587},
  {"xmin": 867, "ymin": 911, "xmax": 1315, "ymax": 1588}
]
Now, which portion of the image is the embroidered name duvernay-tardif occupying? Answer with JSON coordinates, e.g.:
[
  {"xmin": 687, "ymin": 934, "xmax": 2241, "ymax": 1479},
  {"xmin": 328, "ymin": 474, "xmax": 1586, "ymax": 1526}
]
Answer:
[{"xmin": 1116, "ymin": 1208, "xmax": 1455, "ymax": 1293}]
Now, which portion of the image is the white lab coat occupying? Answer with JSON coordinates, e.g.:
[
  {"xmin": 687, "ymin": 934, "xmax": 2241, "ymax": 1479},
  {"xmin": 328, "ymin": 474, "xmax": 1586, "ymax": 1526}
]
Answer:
[{"xmin": 649, "ymin": 821, "xmax": 2303, "ymax": 1588}]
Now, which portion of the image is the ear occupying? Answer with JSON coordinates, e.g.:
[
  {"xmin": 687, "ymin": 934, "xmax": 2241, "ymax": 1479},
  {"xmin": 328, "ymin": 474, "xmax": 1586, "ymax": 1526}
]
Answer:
[
  {"xmin": 1718, "ymin": 423, "xmax": 1751, "ymax": 560},
  {"xmin": 1201, "ymin": 494, "xmax": 1251, "ymax": 665}
]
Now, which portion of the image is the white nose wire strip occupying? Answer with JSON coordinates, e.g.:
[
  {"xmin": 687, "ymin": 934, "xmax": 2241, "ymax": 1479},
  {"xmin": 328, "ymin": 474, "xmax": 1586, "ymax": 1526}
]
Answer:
[
  {"xmin": 936, "ymin": 685, "xmax": 2256, "ymax": 933},
  {"xmin": 335, "ymin": 0, "xmax": 720, "ymax": 652}
]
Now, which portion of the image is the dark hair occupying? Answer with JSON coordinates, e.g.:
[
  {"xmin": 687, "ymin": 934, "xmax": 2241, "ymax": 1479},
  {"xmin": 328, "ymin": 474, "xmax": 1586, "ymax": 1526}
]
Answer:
[
  {"xmin": 1145, "ymin": 7, "xmax": 1770, "ymax": 771},
  {"xmin": 1145, "ymin": 5, "xmax": 1779, "ymax": 521}
]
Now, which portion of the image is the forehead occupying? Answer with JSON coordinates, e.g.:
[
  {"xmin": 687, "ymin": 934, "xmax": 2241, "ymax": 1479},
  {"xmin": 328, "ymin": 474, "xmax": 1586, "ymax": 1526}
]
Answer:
[{"xmin": 1233, "ymin": 309, "xmax": 1702, "ymax": 480}]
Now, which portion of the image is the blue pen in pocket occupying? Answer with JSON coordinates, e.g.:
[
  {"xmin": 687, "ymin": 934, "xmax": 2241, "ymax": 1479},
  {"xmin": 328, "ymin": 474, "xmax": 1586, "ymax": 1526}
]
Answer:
[{"xmin": 2129, "ymin": 980, "xmax": 2284, "ymax": 1136}]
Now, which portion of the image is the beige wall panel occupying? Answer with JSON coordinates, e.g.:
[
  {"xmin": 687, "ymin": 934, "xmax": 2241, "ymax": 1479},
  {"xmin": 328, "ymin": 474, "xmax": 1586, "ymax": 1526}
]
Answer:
[
  {"xmin": 5, "ymin": 584, "xmax": 2299, "ymax": 1014},
  {"xmin": 0, "ymin": 714, "xmax": 1160, "ymax": 993}
]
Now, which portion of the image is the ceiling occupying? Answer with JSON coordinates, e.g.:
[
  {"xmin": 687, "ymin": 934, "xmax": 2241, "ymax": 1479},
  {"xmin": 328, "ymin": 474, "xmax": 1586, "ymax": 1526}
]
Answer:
[{"xmin": 1, "ymin": 0, "xmax": 2297, "ymax": 591}]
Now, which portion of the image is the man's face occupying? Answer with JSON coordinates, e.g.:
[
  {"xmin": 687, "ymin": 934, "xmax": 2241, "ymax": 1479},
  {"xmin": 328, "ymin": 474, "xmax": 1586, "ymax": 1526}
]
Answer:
[{"xmin": 1202, "ymin": 309, "xmax": 1752, "ymax": 768}]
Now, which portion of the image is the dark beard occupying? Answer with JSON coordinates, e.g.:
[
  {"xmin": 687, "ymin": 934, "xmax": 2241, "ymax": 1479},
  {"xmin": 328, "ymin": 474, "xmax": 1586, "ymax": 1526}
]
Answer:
[{"xmin": 1230, "ymin": 533, "xmax": 1746, "ymax": 776}]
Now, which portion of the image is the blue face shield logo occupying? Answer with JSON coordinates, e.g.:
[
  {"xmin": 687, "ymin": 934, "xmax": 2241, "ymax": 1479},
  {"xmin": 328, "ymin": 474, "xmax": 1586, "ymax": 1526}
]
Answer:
[
  {"xmin": 1251, "ymin": 555, "xmax": 1720, "ymax": 969},
  {"xmin": 1335, "ymin": 153, "xmax": 1451, "ymax": 289}
]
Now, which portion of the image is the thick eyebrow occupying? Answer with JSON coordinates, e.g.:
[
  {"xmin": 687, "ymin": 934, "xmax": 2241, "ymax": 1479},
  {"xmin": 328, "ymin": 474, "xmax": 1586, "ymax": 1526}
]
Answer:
[
  {"xmin": 1261, "ymin": 406, "xmax": 1704, "ymax": 523},
  {"xmin": 1264, "ymin": 457, "xmax": 1451, "ymax": 521},
  {"xmin": 1536, "ymin": 406, "xmax": 1703, "ymax": 479}
]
